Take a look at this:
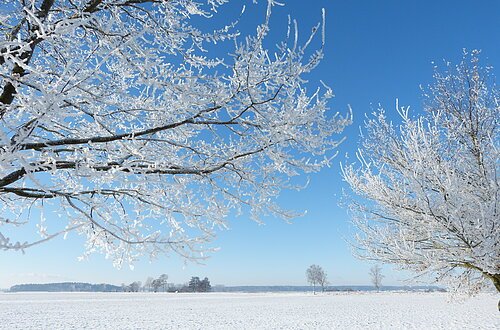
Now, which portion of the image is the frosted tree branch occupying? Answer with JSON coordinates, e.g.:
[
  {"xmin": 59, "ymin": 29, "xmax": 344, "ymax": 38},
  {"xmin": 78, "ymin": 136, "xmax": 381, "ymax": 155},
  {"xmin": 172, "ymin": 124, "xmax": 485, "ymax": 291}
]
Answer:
[{"xmin": 0, "ymin": 0, "xmax": 350, "ymax": 265}]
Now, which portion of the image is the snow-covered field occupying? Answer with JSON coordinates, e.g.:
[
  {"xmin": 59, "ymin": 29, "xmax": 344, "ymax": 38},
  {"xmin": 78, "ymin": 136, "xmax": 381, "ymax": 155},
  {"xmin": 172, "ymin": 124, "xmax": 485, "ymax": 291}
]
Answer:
[{"xmin": 0, "ymin": 291, "xmax": 498, "ymax": 329}]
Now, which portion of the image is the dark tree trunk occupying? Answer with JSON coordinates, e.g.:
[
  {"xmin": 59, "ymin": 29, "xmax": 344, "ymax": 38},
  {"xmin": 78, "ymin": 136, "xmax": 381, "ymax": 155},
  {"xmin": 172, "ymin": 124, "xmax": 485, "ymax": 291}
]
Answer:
[
  {"xmin": 492, "ymin": 274, "xmax": 500, "ymax": 312},
  {"xmin": 492, "ymin": 274, "xmax": 500, "ymax": 293}
]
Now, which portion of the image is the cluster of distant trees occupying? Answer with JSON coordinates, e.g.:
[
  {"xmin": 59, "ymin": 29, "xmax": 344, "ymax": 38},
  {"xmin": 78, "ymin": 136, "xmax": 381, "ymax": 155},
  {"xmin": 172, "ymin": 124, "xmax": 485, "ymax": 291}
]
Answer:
[
  {"xmin": 141, "ymin": 274, "xmax": 170, "ymax": 293},
  {"xmin": 306, "ymin": 264, "xmax": 385, "ymax": 293},
  {"xmin": 122, "ymin": 275, "xmax": 211, "ymax": 293},
  {"xmin": 121, "ymin": 281, "xmax": 143, "ymax": 293},
  {"xmin": 306, "ymin": 265, "xmax": 329, "ymax": 294},
  {"xmin": 186, "ymin": 277, "xmax": 212, "ymax": 293},
  {"xmin": 8, "ymin": 276, "xmax": 212, "ymax": 293}
]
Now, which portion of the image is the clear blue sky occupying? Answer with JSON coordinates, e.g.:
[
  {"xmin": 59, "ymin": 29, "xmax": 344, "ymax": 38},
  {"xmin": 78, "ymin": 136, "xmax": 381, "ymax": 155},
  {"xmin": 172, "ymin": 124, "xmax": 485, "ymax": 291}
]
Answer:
[{"xmin": 1, "ymin": 0, "xmax": 499, "ymax": 289}]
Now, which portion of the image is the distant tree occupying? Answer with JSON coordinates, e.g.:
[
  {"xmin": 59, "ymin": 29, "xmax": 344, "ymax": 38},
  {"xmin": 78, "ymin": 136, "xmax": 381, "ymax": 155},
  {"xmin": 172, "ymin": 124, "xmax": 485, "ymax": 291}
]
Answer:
[
  {"xmin": 144, "ymin": 277, "xmax": 154, "ymax": 292},
  {"xmin": 370, "ymin": 265, "xmax": 384, "ymax": 291},
  {"xmin": 200, "ymin": 277, "xmax": 212, "ymax": 292},
  {"xmin": 129, "ymin": 281, "xmax": 141, "ymax": 293},
  {"xmin": 342, "ymin": 51, "xmax": 499, "ymax": 294},
  {"xmin": 318, "ymin": 272, "xmax": 329, "ymax": 292},
  {"xmin": 151, "ymin": 279, "xmax": 162, "ymax": 293},
  {"xmin": 121, "ymin": 283, "xmax": 128, "ymax": 292},
  {"xmin": 188, "ymin": 277, "xmax": 201, "ymax": 292},
  {"xmin": 159, "ymin": 274, "xmax": 169, "ymax": 292},
  {"xmin": 306, "ymin": 265, "xmax": 327, "ymax": 294}
]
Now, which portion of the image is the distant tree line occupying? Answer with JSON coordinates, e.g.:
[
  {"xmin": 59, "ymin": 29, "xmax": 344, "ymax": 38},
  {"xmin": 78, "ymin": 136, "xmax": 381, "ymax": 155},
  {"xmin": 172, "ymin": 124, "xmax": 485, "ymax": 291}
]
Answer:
[
  {"xmin": 9, "ymin": 275, "xmax": 212, "ymax": 293},
  {"xmin": 123, "ymin": 275, "xmax": 211, "ymax": 293},
  {"xmin": 10, "ymin": 283, "xmax": 121, "ymax": 292}
]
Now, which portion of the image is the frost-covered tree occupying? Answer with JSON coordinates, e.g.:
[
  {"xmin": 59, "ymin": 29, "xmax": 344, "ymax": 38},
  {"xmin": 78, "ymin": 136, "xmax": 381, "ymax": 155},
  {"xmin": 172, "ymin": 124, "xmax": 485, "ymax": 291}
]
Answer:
[
  {"xmin": 151, "ymin": 278, "xmax": 162, "ymax": 293},
  {"xmin": 144, "ymin": 277, "xmax": 154, "ymax": 292},
  {"xmin": 342, "ymin": 51, "xmax": 499, "ymax": 293},
  {"xmin": 129, "ymin": 281, "xmax": 141, "ymax": 292},
  {"xmin": 149, "ymin": 274, "xmax": 168, "ymax": 292},
  {"xmin": 369, "ymin": 264, "xmax": 383, "ymax": 291},
  {"xmin": 143, "ymin": 276, "xmax": 154, "ymax": 292},
  {"xmin": 306, "ymin": 264, "xmax": 327, "ymax": 293},
  {"xmin": 0, "ymin": 1, "xmax": 350, "ymax": 265},
  {"xmin": 318, "ymin": 270, "xmax": 328, "ymax": 292}
]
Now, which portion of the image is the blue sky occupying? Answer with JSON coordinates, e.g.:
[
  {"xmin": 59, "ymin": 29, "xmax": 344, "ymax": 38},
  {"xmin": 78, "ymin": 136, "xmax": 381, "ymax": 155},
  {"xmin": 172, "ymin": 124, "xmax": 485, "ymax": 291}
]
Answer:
[{"xmin": 1, "ymin": 0, "xmax": 499, "ymax": 289}]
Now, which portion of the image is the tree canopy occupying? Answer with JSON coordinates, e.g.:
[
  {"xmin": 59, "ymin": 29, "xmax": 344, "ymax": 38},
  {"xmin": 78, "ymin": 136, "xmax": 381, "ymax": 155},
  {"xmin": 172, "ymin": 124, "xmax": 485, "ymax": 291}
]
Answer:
[
  {"xmin": 306, "ymin": 264, "xmax": 327, "ymax": 293},
  {"xmin": 0, "ymin": 1, "xmax": 349, "ymax": 265},
  {"xmin": 343, "ymin": 51, "xmax": 499, "ymax": 293}
]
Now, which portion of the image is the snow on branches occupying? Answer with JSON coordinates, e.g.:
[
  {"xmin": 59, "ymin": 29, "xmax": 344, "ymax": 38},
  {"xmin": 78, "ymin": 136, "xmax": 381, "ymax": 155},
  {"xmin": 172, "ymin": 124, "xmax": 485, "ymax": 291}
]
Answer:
[
  {"xmin": 342, "ymin": 50, "xmax": 499, "ymax": 293},
  {"xmin": 0, "ymin": 1, "xmax": 349, "ymax": 265}
]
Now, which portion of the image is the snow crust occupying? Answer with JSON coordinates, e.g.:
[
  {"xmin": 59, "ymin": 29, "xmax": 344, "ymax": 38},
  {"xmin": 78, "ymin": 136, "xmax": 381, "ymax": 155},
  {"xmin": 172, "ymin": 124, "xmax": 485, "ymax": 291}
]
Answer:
[{"xmin": 0, "ymin": 291, "xmax": 498, "ymax": 329}]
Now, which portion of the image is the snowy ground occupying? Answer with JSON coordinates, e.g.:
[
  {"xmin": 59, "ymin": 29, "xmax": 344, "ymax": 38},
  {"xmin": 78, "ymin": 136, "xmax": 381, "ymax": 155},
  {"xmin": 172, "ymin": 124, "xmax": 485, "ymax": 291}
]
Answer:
[{"xmin": 0, "ymin": 291, "xmax": 498, "ymax": 329}]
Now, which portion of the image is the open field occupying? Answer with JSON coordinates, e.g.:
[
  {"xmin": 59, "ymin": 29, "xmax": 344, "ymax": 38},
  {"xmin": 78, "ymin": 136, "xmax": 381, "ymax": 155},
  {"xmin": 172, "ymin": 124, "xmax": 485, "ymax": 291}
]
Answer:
[{"xmin": 0, "ymin": 291, "xmax": 498, "ymax": 329}]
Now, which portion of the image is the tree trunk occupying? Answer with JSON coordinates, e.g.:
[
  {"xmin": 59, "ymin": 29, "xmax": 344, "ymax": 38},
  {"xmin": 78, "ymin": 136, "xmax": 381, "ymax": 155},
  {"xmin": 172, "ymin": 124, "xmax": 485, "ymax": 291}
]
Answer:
[
  {"xmin": 492, "ymin": 274, "xmax": 500, "ymax": 292},
  {"xmin": 492, "ymin": 274, "xmax": 500, "ymax": 312}
]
